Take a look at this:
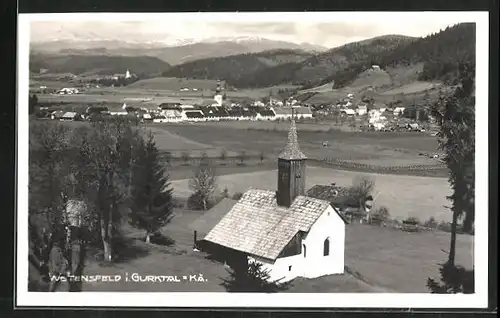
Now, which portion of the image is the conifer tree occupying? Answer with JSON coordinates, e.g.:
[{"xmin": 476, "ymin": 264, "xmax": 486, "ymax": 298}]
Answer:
[
  {"xmin": 130, "ymin": 131, "xmax": 174, "ymax": 243},
  {"xmin": 221, "ymin": 260, "xmax": 291, "ymax": 293}
]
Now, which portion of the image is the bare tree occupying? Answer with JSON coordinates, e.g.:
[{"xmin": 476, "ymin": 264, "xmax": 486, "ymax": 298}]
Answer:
[
  {"xmin": 188, "ymin": 159, "xmax": 217, "ymax": 210},
  {"xmin": 75, "ymin": 118, "xmax": 133, "ymax": 262},
  {"xmin": 348, "ymin": 176, "xmax": 375, "ymax": 216}
]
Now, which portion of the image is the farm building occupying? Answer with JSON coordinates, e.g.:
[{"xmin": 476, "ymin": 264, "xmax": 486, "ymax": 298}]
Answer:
[
  {"xmin": 306, "ymin": 184, "xmax": 374, "ymax": 223},
  {"xmin": 198, "ymin": 119, "xmax": 347, "ymax": 282},
  {"xmin": 393, "ymin": 107, "xmax": 405, "ymax": 116},
  {"xmin": 60, "ymin": 112, "xmax": 82, "ymax": 121},
  {"xmin": 340, "ymin": 108, "xmax": 356, "ymax": 116},
  {"xmin": 183, "ymin": 110, "xmax": 205, "ymax": 122},
  {"xmin": 272, "ymin": 107, "xmax": 312, "ymax": 120}
]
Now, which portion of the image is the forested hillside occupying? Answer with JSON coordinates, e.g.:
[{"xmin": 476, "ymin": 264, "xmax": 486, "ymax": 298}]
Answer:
[
  {"xmin": 29, "ymin": 54, "xmax": 171, "ymax": 78},
  {"xmin": 161, "ymin": 49, "xmax": 312, "ymax": 83},
  {"xmin": 324, "ymin": 23, "xmax": 476, "ymax": 89}
]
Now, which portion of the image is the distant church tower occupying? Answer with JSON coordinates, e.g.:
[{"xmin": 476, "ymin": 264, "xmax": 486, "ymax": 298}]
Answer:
[
  {"xmin": 277, "ymin": 111, "xmax": 307, "ymax": 207},
  {"xmin": 214, "ymin": 80, "xmax": 223, "ymax": 106},
  {"xmin": 125, "ymin": 69, "xmax": 131, "ymax": 79}
]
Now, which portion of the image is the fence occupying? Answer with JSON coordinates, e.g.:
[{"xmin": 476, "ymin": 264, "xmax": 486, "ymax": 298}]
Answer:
[{"xmin": 310, "ymin": 158, "xmax": 448, "ymax": 176}]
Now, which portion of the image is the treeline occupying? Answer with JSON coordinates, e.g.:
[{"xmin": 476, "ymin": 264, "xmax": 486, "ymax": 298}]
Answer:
[{"xmin": 29, "ymin": 54, "xmax": 171, "ymax": 77}]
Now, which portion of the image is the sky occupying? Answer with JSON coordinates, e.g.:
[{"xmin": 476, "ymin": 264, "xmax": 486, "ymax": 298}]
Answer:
[{"xmin": 29, "ymin": 12, "xmax": 474, "ymax": 48}]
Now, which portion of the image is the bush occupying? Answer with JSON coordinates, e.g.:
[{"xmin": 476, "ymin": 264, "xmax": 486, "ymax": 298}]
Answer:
[
  {"xmin": 187, "ymin": 191, "xmax": 216, "ymax": 210},
  {"xmin": 403, "ymin": 216, "xmax": 420, "ymax": 225},
  {"xmin": 232, "ymin": 192, "xmax": 244, "ymax": 200},
  {"xmin": 147, "ymin": 232, "xmax": 175, "ymax": 246},
  {"xmin": 372, "ymin": 206, "xmax": 390, "ymax": 223},
  {"xmin": 437, "ymin": 221, "xmax": 452, "ymax": 232},
  {"xmin": 427, "ymin": 261, "xmax": 474, "ymax": 294},
  {"xmin": 221, "ymin": 187, "xmax": 229, "ymax": 198}
]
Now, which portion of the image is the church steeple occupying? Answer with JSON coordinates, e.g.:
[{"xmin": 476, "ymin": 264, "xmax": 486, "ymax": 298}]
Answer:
[
  {"xmin": 278, "ymin": 116, "xmax": 307, "ymax": 160},
  {"xmin": 277, "ymin": 112, "xmax": 307, "ymax": 207}
]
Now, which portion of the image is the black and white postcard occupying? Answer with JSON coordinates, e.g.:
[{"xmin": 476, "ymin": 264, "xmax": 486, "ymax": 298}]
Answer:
[{"xmin": 16, "ymin": 11, "xmax": 489, "ymax": 308}]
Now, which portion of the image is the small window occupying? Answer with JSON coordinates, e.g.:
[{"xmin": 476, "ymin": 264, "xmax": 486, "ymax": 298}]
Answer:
[
  {"xmin": 303, "ymin": 244, "xmax": 307, "ymax": 258},
  {"xmin": 323, "ymin": 238, "xmax": 330, "ymax": 256},
  {"xmin": 288, "ymin": 265, "xmax": 292, "ymax": 271}
]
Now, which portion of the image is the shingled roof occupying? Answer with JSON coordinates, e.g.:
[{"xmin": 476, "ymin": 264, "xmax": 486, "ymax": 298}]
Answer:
[
  {"xmin": 203, "ymin": 188, "xmax": 332, "ymax": 261},
  {"xmin": 278, "ymin": 119, "xmax": 307, "ymax": 160},
  {"xmin": 306, "ymin": 184, "xmax": 361, "ymax": 209},
  {"xmin": 189, "ymin": 198, "xmax": 237, "ymax": 239}
]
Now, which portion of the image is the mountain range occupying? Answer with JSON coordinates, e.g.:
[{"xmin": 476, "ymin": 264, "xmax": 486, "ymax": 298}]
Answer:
[{"xmin": 30, "ymin": 36, "xmax": 327, "ymax": 65}]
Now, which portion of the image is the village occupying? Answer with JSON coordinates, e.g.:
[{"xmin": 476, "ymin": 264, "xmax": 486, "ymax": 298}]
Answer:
[{"xmin": 33, "ymin": 72, "xmax": 431, "ymax": 134}]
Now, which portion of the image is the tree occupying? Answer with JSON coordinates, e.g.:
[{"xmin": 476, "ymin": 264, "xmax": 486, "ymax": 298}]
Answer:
[
  {"xmin": 29, "ymin": 122, "xmax": 72, "ymax": 287},
  {"xmin": 29, "ymin": 94, "xmax": 38, "ymax": 115},
  {"xmin": 431, "ymin": 62, "xmax": 475, "ymax": 263},
  {"xmin": 181, "ymin": 151, "xmax": 190, "ymax": 165},
  {"xmin": 29, "ymin": 123, "xmax": 94, "ymax": 291},
  {"xmin": 427, "ymin": 62, "xmax": 475, "ymax": 293},
  {"xmin": 129, "ymin": 131, "xmax": 174, "ymax": 243},
  {"xmin": 219, "ymin": 148, "xmax": 227, "ymax": 164},
  {"xmin": 237, "ymin": 151, "xmax": 247, "ymax": 165},
  {"xmin": 188, "ymin": 156, "xmax": 217, "ymax": 210},
  {"xmin": 348, "ymin": 176, "xmax": 375, "ymax": 210},
  {"xmin": 221, "ymin": 260, "xmax": 291, "ymax": 292},
  {"xmin": 75, "ymin": 117, "xmax": 133, "ymax": 262},
  {"xmin": 259, "ymin": 151, "xmax": 265, "ymax": 163}
]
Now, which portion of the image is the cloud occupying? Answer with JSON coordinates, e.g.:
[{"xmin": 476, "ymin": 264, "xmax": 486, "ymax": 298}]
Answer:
[
  {"xmin": 211, "ymin": 22, "xmax": 297, "ymax": 35},
  {"xmin": 315, "ymin": 22, "xmax": 383, "ymax": 38}
]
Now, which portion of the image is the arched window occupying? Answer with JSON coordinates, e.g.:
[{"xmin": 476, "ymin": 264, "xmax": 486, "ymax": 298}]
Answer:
[
  {"xmin": 323, "ymin": 238, "xmax": 330, "ymax": 256},
  {"xmin": 303, "ymin": 244, "xmax": 307, "ymax": 258}
]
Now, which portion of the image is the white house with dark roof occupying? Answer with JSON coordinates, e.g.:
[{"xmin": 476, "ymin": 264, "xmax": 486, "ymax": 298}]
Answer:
[{"xmin": 201, "ymin": 118, "xmax": 347, "ymax": 282}]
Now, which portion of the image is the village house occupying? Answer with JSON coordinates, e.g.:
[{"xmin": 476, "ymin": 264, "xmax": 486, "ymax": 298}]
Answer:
[
  {"xmin": 58, "ymin": 87, "xmax": 79, "ymax": 95},
  {"xmin": 356, "ymin": 104, "xmax": 368, "ymax": 116},
  {"xmin": 255, "ymin": 108, "xmax": 276, "ymax": 121},
  {"xmin": 393, "ymin": 106, "xmax": 405, "ymax": 116},
  {"xmin": 193, "ymin": 118, "xmax": 347, "ymax": 282}
]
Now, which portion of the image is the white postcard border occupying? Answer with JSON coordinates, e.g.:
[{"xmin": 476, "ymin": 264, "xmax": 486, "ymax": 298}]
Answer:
[{"xmin": 16, "ymin": 11, "xmax": 489, "ymax": 308}]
